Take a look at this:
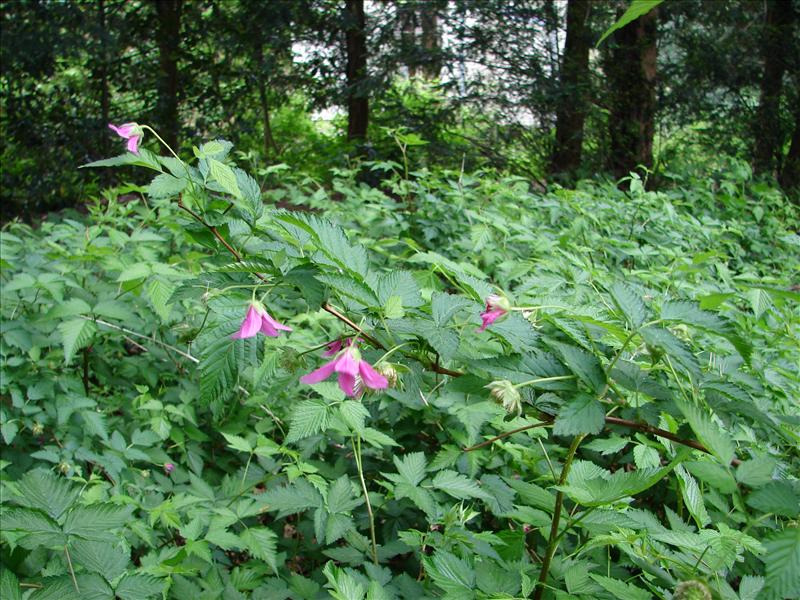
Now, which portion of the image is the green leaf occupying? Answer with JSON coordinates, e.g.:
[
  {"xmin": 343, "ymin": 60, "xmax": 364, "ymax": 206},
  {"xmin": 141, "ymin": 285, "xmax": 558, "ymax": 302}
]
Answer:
[
  {"xmin": 746, "ymin": 288, "xmax": 773, "ymax": 320},
  {"xmin": 641, "ymin": 326, "xmax": 699, "ymax": 376},
  {"xmin": 81, "ymin": 149, "xmax": 162, "ymax": 171},
  {"xmin": 431, "ymin": 470, "xmax": 492, "ymax": 501},
  {"xmin": 553, "ymin": 394, "xmax": 605, "ymax": 436},
  {"xmin": 147, "ymin": 276, "xmax": 175, "ymax": 321},
  {"xmin": 392, "ymin": 452, "xmax": 428, "ymax": 487},
  {"xmin": 285, "ymin": 400, "xmax": 330, "ymax": 444},
  {"xmin": 423, "ymin": 550, "xmax": 475, "ymax": 597},
  {"xmin": 596, "ymin": 0, "xmax": 665, "ymax": 47},
  {"xmin": 16, "ymin": 470, "xmax": 78, "ymax": 519},
  {"xmin": 0, "ymin": 567, "xmax": 22, "ymax": 600},
  {"xmin": 1, "ymin": 507, "xmax": 66, "ymax": 548},
  {"xmin": 326, "ymin": 475, "xmax": 362, "ymax": 514},
  {"xmin": 199, "ymin": 334, "xmax": 240, "ymax": 404},
  {"xmin": 209, "ymin": 158, "xmax": 242, "ymax": 199},
  {"xmin": 116, "ymin": 263, "xmax": 151, "ymax": 282},
  {"xmin": 661, "ymin": 300, "xmax": 751, "ymax": 361},
  {"xmin": 276, "ymin": 212, "xmax": 370, "ymax": 279},
  {"xmin": 589, "ymin": 574, "xmax": 651, "ymax": 600},
  {"xmin": 58, "ymin": 318, "xmax": 96, "ymax": 365},
  {"xmin": 317, "ymin": 273, "xmax": 378, "ymax": 307},
  {"xmin": 609, "ymin": 282, "xmax": 647, "ymax": 329},
  {"xmin": 677, "ymin": 401, "xmax": 735, "ymax": 466},
  {"xmin": 221, "ymin": 432, "xmax": 252, "ymax": 453},
  {"xmin": 763, "ymin": 527, "xmax": 800, "ymax": 600},
  {"xmin": 746, "ymin": 481, "xmax": 800, "ymax": 518},
  {"xmin": 339, "ymin": 401, "xmax": 370, "ymax": 434},
  {"xmin": 676, "ymin": 465, "xmax": 710, "ymax": 528},
  {"xmin": 373, "ymin": 270, "xmax": 423, "ymax": 307},
  {"xmin": 262, "ymin": 479, "xmax": 323, "ymax": 514},
  {"xmin": 62, "ymin": 504, "xmax": 134, "ymax": 541},
  {"xmin": 550, "ymin": 342, "xmax": 606, "ymax": 393},
  {"xmin": 240, "ymin": 528, "xmax": 278, "ymax": 573},
  {"xmin": 147, "ymin": 173, "xmax": 186, "ymax": 199},
  {"xmin": 70, "ymin": 539, "xmax": 129, "ymax": 580},
  {"xmin": 114, "ymin": 573, "xmax": 165, "ymax": 600},
  {"xmin": 432, "ymin": 292, "xmax": 471, "ymax": 327}
]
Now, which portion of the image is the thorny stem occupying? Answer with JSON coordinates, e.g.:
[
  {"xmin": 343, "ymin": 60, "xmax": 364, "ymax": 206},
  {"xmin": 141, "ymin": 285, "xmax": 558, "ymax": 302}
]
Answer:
[
  {"xmin": 353, "ymin": 435, "xmax": 379, "ymax": 565},
  {"xmin": 533, "ymin": 434, "xmax": 584, "ymax": 600}
]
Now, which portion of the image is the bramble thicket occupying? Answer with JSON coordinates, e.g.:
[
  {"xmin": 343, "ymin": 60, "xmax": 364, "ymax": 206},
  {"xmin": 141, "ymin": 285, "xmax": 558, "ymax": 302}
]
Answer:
[{"xmin": 1, "ymin": 1, "xmax": 799, "ymax": 599}]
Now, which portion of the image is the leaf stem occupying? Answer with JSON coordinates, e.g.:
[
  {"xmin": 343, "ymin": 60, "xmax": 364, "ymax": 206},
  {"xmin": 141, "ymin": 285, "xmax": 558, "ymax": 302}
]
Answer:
[
  {"xmin": 353, "ymin": 435, "xmax": 378, "ymax": 565},
  {"xmin": 513, "ymin": 375, "xmax": 575, "ymax": 389},
  {"xmin": 533, "ymin": 434, "xmax": 584, "ymax": 600},
  {"xmin": 64, "ymin": 545, "xmax": 80, "ymax": 593}
]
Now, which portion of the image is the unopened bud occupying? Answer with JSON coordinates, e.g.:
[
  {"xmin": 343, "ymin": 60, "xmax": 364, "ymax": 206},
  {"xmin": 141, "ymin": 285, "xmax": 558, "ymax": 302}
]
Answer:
[
  {"xmin": 58, "ymin": 461, "xmax": 70, "ymax": 474},
  {"xmin": 31, "ymin": 422, "xmax": 44, "ymax": 436},
  {"xmin": 486, "ymin": 294, "xmax": 511, "ymax": 313},
  {"xmin": 486, "ymin": 380, "xmax": 523, "ymax": 416},
  {"xmin": 164, "ymin": 462, "xmax": 175, "ymax": 474},
  {"xmin": 375, "ymin": 363, "xmax": 399, "ymax": 389},
  {"xmin": 674, "ymin": 581, "xmax": 712, "ymax": 600},
  {"xmin": 140, "ymin": 469, "xmax": 151, "ymax": 478}
]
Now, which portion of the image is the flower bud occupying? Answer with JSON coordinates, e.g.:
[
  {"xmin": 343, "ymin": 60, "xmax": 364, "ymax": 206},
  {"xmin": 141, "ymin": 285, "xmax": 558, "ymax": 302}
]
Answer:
[
  {"xmin": 486, "ymin": 294, "xmax": 511, "ymax": 313},
  {"xmin": 375, "ymin": 363, "xmax": 399, "ymax": 389},
  {"xmin": 31, "ymin": 422, "xmax": 44, "ymax": 436},
  {"xmin": 486, "ymin": 380, "xmax": 523, "ymax": 416},
  {"xmin": 58, "ymin": 461, "xmax": 71, "ymax": 474},
  {"xmin": 674, "ymin": 581, "xmax": 711, "ymax": 600},
  {"xmin": 164, "ymin": 462, "xmax": 175, "ymax": 474},
  {"xmin": 140, "ymin": 469, "xmax": 151, "ymax": 478}
]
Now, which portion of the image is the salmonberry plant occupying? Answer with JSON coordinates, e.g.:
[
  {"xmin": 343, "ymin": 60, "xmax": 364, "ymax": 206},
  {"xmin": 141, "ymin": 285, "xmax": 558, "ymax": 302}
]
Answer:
[{"xmin": 0, "ymin": 124, "xmax": 798, "ymax": 600}]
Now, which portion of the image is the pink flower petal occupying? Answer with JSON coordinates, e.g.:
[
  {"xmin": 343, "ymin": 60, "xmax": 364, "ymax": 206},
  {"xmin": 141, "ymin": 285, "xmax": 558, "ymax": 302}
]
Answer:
[
  {"xmin": 359, "ymin": 361, "xmax": 388, "ymax": 390},
  {"xmin": 260, "ymin": 319, "xmax": 280, "ymax": 337},
  {"xmin": 323, "ymin": 340, "xmax": 343, "ymax": 357},
  {"xmin": 300, "ymin": 359, "xmax": 337, "ymax": 384},
  {"xmin": 109, "ymin": 123, "xmax": 136, "ymax": 138},
  {"xmin": 260, "ymin": 310, "xmax": 292, "ymax": 333},
  {"xmin": 477, "ymin": 308, "xmax": 506, "ymax": 332},
  {"xmin": 231, "ymin": 305, "xmax": 262, "ymax": 339},
  {"xmin": 337, "ymin": 372, "xmax": 357, "ymax": 396},
  {"xmin": 127, "ymin": 135, "xmax": 141, "ymax": 154}
]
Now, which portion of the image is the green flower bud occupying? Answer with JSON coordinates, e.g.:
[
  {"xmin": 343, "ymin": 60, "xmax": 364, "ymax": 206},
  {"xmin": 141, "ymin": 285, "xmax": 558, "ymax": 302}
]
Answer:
[
  {"xmin": 674, "ymin": 580, "xmax": 712, "ymax": 600},
  {"xmin": 486, "ymin": 380, "xmax": 523, "ymax": 416}
]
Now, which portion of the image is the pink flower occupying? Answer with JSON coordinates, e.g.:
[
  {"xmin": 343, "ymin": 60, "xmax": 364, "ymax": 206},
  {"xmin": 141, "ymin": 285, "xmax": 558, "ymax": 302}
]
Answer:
[
  {"xmin": 164, "ymin": 462, "xmax": 175, "ymax": 474},
  {"xmin": 323, "ymin": 339, "xmax": 343, "ymax": 357},
  {"xmin": 300, "ymin": 340, "xmax": 388, "ymax": 397},
  {"xmin": 477, "ymin": 294, "xmax": 510, "ymax": 332},
  {"xmin": 109, "ymin": 122, "xmax": 143, "ymax": 154},
  {"xmin": 232, "ymin": 302, "xmax": 292, "ymax": 339}
]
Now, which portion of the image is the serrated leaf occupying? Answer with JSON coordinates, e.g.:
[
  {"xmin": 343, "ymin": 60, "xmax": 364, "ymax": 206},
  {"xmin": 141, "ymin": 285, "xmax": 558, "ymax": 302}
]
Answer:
[
  {"xmin": 392, "ymin": 452, "xmax": 428, "ymax": 487},
  {"xmin": 221, "ymin": 432, "xmax": 252, "ymax": 453},
  {"xmin": 1, "ymin": 507, "xmax": 66, "ymax": 548},
  {"xmin": 339, "ymin": 401, "xmax": 370, "ymax": 434},
  {"xmin": 641, "ymin": 326, "xmax": 699, "ymax": 376},
  {"xmin": 209, "ymin": 158, "xmax": 241, "ymax": 199},
  {"xmin": 147, "ymin": 173, "xmax": 186, "ymax": 199},
  {"xmin": 764, "ymin": 527, "xmax": 800, "ymax": 599},
  {"xmin": 147, "ymin": 276, "xmax": 175, "ymax": 321},
  {"xmin": 62, "ymin": 504, "xmax": 134, "ymax": 540},
  {"xmin": 746, "ymin": 481, "xmax": 800, "ymax": 517},
  {"xmin": 374, "ymin": 270, "xmax": 422, "ymax": 307},
  {"xmin": 70, "ymin": 539, "xmax": 129, "ymax": 580},
  {"xmin": 553, "ymin": 394, "xmax": 605, "ymax": 436},
  {"xmin": 661, "ymin": 300, "xmax": 751, "ymax": 361},
  {"xmin": 550, "ymin": 341, "xmax": 606, "ymax": 392},
  {"xmin": 423, "ymin": 550, "xmax": 474, "ymax": 597},
  {"xmin": 609, "ymin": 282, "xmax": 647, "ymax": 328},
  {"xmin": 240, "ymin": 528, "xmax": 278, "ymax": 573},
  {"xmin": 432, "ymin": 470, "xmax": 492, "ymax": 501},
  {"xmin": 746, "ymin": 288, "xmax": 773, "ymax": 320},
  {"xmin": 58, "ymin": 318, "xmax": 96, "ymax": 365},
  {"xmin": 678, "ymin": 401, "xmax": 735, "ymax": 465},
  {"xmin": 432, "ymin": 292, "xmax": 471, "ymax": 327},
  {"xmin": 262, "ymin": 479, "xmax": 323, "ymax": 514},
  {"xmin": 116, "ymin": 263, "xmax": 151, "ymax": 282},
  {"xmin": 0, "ymin": 570, "xmax": 22, "ymax": 600},
  {"xmin": 317, "ymin": 273, "xmax": 378, "ymax": 307},
  {"xmin": 114, "ymin": 573, "xmax": 165, "ymax": 600},
  {"xmin": 276, "ymin": 212, "xmax": 369, "ymax": 279},
  {"xmin": 590, "ymin": 574, "xmax": 650, "ymax": 600},
  {"xmin": 200, "ymin": 334, "xmax": 240, "ymax": 404},
  {"xmin": 286, "ymin": 400, "xmax": 330, "ymax": 443},
  {"xmin": 676, "ymin": 465, "xmax": 710, "ymax": 528},
  {"xmin": 326, "ymin": 476, "xmax": 362, "ymax": 514},
  {"xmin": 16, "ymin": 470, "xmax": 78, "ymax": 519}
]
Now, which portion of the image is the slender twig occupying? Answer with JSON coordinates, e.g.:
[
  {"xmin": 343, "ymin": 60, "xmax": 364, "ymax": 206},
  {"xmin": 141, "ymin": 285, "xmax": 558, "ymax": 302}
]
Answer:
[
  {"xmin": 81, "ymin": 316, "xmax": 198, "ymax": 363},
  {"xmin": 64, "ymin": 545, "xmax": 80, "ymax": 593},
  {"xmin": 533, "ymin": 435, "xmax": 584, "ymax": 600},
  {"xmin": 177, "ymin": 199, "xmax": 253, "ymax": 268},
  {"xmin": 322, "ymin": 303, "xmax": 384, "ymax": 349},
  {"xmin": 464, "ymin": 421, "xmax": 550, "ymax": 452},
  {"xmin": 82, "ymin": 347, "xmax": 90, "ymax": 394},
  {"xmin": 353, "ymin": 435, "xmax": 379, "ymax": 565}
]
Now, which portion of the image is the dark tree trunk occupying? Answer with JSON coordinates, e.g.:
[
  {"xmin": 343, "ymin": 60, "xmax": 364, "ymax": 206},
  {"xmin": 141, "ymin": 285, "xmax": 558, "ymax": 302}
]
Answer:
[
  {"xmin": 754, "ymin": 0, "xmax": 794, "ymax": 176},
  {"xmin": 779, "ymin": 101, "xmax": 800, "ymax": 196},
  {"xmin": 551, "ymin": 0, "xmax": 592, "ymax": 178},
  {"xmin": 97, "ymin": 0, "xmax": 110, "ymax": 155},
  {"xmin": 154, "ymin": 0, "xmax": 182, "ymax": 150},
  {"xmin": 254, "ymin": 42, "xmax": 279, "ymax": 160},
  {"xmin": 401, "ymin": 7, "xmax": 417, "ymax": 78},
  {"xmin": 345, "ymin": 0, "xmax": 368, "ymax": 142},
  {"xmin": 420, "ymin": 5, "xmax": 440, "ymax": 79},
  {"xmin": 605, "ymin": 5, "xmax": 658, "ymax": 179}
]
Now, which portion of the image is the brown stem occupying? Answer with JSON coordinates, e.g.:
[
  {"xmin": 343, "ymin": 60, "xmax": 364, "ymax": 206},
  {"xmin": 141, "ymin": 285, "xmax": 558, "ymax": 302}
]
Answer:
[
  {"xmin": 463, "ymin": 421, "xmax": 551, "ymax": 452},
  {"xmin": 322, "ymin": 302, "xmax": 385, "ymax": 349}
]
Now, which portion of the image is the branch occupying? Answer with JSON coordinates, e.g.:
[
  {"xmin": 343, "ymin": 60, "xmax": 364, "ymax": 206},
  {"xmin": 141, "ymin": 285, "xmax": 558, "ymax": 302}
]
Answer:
[
  {"xmin": 82, "ymin": 316, "xmax": 199, "ymax": 364},
  {"xmin": 322, "ymin": 302, "xmax": 385, "ymax": 350}
]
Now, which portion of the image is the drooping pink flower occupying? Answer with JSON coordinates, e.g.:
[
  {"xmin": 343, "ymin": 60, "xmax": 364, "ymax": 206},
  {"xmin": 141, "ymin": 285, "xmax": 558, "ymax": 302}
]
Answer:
[
  {"xmin": 300, "ymin": 340, "xmax": 388, "ymax": 397},
  {"xmin": 164, "ymin": 462, "xmax": 175, "ymax": 474},
  {"xmin": 477, "ymin": 294, "xmax": 510, "ymax": 332},
  {"xmin": 323, "ymin": 339, "xmax": 343, "ymax": 357},
  {"xmin": 109, "ymin": 122, "xmax": 143, "ymax": 154},
  {"xmin": 232, "ymin": 302, "xmax": 292, "ymax": 339}
]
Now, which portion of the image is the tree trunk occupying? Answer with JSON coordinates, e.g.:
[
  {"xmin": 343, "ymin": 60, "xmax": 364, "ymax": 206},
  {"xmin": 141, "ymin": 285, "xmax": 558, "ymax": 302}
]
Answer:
[
  {"xmin": 551, "ymin": 0, "xmax": 592, "ymax": 178},
  {"xmin": 255, "ymin": 42, "xmax": 279, "ymax": 160},
  {"xmin": 420, "ymin": 4, "xmax": 440, "ymax": 79},
  {"xmin": 401, "ymin": 6, "xmax": 417, "ymax": 78},
  {"xmin": 345, "ymin": 0, "xmax": 368, "ymax": 142},
  {"xmin": 154, "ymin": 0, "xmax": 182, "ymax": 150},
  {"xmin": 97, "ymin": 0, "xmax": 110, "ymax": 155},
  {"xmin": 605, "ymin": 5, "xmax": 658, "ymax": 179},
  {"xmin": 753, "ymin": 0, "xmax": 794, "ymax": 176},
  {"xmin": 779, "ymin": 100, "xmax": 800, "ymax": 196}
]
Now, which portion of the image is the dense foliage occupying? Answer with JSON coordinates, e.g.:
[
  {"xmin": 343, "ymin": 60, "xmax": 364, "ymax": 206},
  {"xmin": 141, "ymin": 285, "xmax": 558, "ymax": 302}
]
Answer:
[{"xmin": 1, "ymin": 127, "xmax": 799, "ymax": 599}]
